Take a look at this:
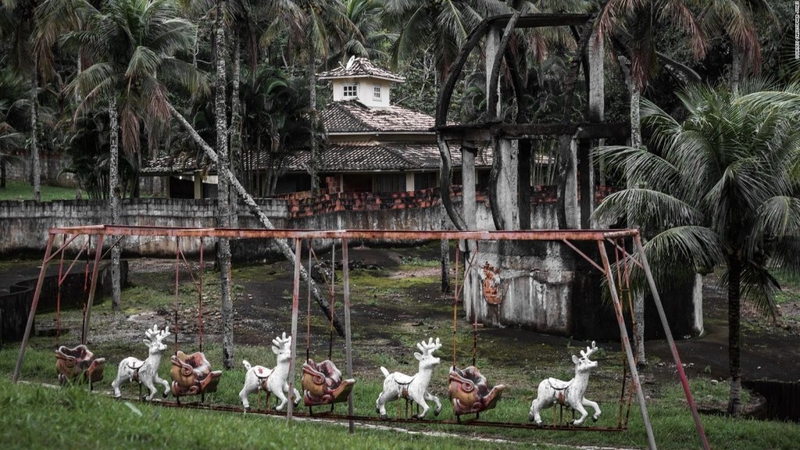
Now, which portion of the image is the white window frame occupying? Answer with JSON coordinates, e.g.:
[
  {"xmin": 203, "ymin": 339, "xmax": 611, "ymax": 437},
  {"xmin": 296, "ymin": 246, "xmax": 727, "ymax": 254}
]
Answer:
[
  {"xmin": 343, "ymin": 83, "xmax": 358, "ymax": 99},
  {"xmin": 373, "ymin": 85, "xmax": 382, "ymax": 101}
]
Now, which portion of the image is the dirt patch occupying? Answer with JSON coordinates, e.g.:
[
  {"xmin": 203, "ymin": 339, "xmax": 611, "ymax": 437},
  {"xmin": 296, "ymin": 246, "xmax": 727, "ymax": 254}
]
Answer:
[{"xmin": 645, "ymin": 274, "xmax": 800, "ymax": 386}]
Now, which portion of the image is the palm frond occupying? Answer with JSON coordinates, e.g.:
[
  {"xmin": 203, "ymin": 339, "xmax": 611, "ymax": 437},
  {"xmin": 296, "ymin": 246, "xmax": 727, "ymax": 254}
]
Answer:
[
  {"xmin": 643, "ymin": 225, "xmax": 726, "ymax": 277},
  {"xmin": 593, "ymin": 188, "xmax": 703, "ymax": 229},
  {"xmin": 751, "ymin": 196, "xmax": 800, "ymax": 242}
]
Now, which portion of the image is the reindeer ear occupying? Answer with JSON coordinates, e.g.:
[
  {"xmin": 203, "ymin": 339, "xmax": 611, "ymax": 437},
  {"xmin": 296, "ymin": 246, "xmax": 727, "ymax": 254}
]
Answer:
[
  {"xmin": 414, "ymin": 352, "xmax": 423, "ymax": 361},
  {"xmin": 572, "ymin": 355, "xmax": 580, "ymax": 364}
]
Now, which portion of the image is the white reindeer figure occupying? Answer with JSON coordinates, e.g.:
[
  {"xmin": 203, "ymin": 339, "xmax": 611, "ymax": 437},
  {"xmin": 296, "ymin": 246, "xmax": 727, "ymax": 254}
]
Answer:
[
  {"xmin": 112, "ymin": 324, "xmax": 171, "ymax": 400},
  {"xmin": 375, "ymin": 337, "xmax": 443, "ymax": 420},
  {"xmin": 239, "ymin": 332, "xmax": 300, "ymax": 411},
  {"xmin": 529, "ymin": 341, "xmax": 602, "ymax": 426}
]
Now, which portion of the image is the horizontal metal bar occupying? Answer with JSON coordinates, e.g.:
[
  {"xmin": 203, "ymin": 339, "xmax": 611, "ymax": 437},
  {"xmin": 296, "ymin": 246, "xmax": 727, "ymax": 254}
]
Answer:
[
  {"xmin": 48, "ymin": 225, "xmax": 640, "ymax": 242},
  {"xmin": 155, "ymin": 400, "xmax": 626, "ymax": 432}
]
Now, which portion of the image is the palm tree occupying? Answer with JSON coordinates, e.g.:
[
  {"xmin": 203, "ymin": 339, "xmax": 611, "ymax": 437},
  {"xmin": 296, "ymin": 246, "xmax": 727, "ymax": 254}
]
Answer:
[
  {"xmin": 592, "ymin": 81, "xmax": 800, "ymax": 417},
  {"xmin": 0, "ymin": 67, "xmax": 27, "ymax": 188},
  {"xmin": 293, "ymin": 0, "xmax": 352, "ymax": 193},
  {"xmin": 594, "ymin": 0, "xmax": 709, "ymax": 365},
  {"xmin": 0, "ymin": 0, "xmax": 42, "ymax": 202},
  {"xmin": 697, "ymin": 0, "xmax": 774, "ymax": 95},
  {"xmin": 382, "ymin": 0, "xmax": 510, "ymax": 82},
  {"xmin": 67, "ymin": 0, "xmax": 204, "ymax": 310},
  {"xmin": 326, "ymin": 0, "xmax": 393, "ymax": 66}
]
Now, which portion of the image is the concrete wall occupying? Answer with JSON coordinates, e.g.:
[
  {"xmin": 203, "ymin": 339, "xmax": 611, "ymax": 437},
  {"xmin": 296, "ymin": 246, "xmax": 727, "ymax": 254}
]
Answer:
[
  {"xmin": 4, "ymin": 153, "xmax": 78, "ymax": 187},
  {"xmin": 0, "ymin": 198, "xmax": 288, "ymax": 257},
  {"xmin": 0, "ymin": 190, "xmax": 702, "ymax": 340}
]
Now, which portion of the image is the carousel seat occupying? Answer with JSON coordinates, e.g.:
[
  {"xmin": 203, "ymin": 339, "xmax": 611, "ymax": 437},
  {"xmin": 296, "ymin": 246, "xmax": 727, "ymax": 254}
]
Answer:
[
  {"xmin": 301, "ymin": 359, "xmax": 355, "ymax": 407},
  {"xmin": 55, "ymin": 344, "xmax": 106, "ymax": 388},
  {"xmin": 170, "ymin": 351, "xmax": 222, "ymax": 398},
  {"xmin": 448, "ymin": 365, "xmax": 505, "ymax": 417}
]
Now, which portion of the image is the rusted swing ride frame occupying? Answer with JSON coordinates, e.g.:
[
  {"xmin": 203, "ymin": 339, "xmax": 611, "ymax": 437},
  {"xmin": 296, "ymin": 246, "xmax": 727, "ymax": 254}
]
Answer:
[{"xmin": 13, "ymin": 225, "xmax": 709, "ymax": 449}]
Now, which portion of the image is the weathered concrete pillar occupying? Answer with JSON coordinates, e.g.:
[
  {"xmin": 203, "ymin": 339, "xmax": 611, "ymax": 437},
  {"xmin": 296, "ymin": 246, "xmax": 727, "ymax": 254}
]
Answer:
[
  {"xmin": 581, "ymin": 29, "xmax": 603, "ymax": 229},
  {"xmin": 486, "ymin": 27, "xmax": 519, "ymax": 231},
  {"xmin": 461, "ymin": 142, "xmax": 477, "ymax": 232},
  {"xmin": 518, "ymin": 139, "xmax": 531, "ymax": 230},
  {"xmin": 563, "ymin": 136, "xmax": 579, "ymax": 229}
]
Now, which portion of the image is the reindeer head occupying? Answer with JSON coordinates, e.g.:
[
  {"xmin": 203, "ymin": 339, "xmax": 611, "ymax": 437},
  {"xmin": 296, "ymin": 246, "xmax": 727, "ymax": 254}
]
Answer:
[
  {"xmin": 144, "ymin": 324, "xmax": 170, "ymax": 355},
  {"xmin": 271, "ymin": 332, "xmax": 293, "ymax": 365},
  {"xmin": 572, "ymin": 341, "xmax": 599, "ymax": 374},
  {"xmin": 414, "ymin": 337, "xmax": 442, "ymax": 371}
]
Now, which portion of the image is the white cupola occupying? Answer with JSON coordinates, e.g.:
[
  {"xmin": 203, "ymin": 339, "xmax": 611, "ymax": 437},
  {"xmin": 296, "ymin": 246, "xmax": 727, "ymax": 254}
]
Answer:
[{"xmin": 317, "ymin": 56, "xmax": 405, "ymax": 108}]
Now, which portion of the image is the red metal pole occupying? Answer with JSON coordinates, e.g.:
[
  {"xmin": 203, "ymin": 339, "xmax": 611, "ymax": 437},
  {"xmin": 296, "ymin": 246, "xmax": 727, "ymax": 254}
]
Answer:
[
  {"xmin": 198, "ymin": 241, "xmax": 204, "ymax": 352},
  {"xmin": 342, "ymin": 238, "xmax": 355, "ymax": 433},
  {"xmin": 287, "ymin": 238, "xmax": 302, "ymax": 421},
  {"xmin": 597, "ymin": 241, "xmax": 657, "ymax": 450},
  {"xmin": 81, "ymin": 234, "xmax": 105, "ymax": 344},
  {"xmin": 634, "ymin": 234, "xmax": 710, "ymax": 450},
  {"xmin": 13, "ymin": 233, "xmax": 56, "ymax": 382}
]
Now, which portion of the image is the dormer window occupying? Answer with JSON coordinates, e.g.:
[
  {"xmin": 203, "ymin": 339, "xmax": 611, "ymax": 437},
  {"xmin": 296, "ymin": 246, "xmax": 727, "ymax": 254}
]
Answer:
[
  {"xmin": 343, "ymin": 83, "xmax": 357, "ymax": 99},
  {"xmin": 373, "ymin": 86, "xmax": 382, "ymax": 101}
]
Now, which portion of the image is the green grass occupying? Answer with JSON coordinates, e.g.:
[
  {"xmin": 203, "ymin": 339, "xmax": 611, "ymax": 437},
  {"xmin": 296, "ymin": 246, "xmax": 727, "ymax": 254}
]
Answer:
[
  {"xmin": 0, "ymin": 180, "xmax": 84, "ymax": 202},
  {"xmin": 0, "ymin": 377, "xmax": 527, "ymax": 450},
  {"xmin": 4, "ymin": 255, "xmax": 800, "ymax": 449},
  {"xmin": 4, "ymin": 342, "xmax": 800, "ymax": 450}
]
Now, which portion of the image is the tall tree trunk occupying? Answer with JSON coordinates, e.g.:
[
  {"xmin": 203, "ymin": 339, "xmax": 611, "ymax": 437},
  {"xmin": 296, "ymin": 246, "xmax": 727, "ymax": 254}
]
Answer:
[
  {"xmin": 730, "ymin": 46, "xmax": 742, "ymax": 96},
  {"xmin": 30, "ymin": 68, "xmax": 40, "ymax": 203},
  {"xmin": 308, "ymin": 46, "xmax": 319, "ymax": 193},
  {"xmin": 214, "ymin": 4, "xmax": 234, "ymax": 370},
  {"xmin": 228, "ymin": 30, "xmax": 242, "ymax": 225},
  {"xmin": 109, "ymin": 96, "xmax": 122, "ymax": 310},
  {"xmin": 618, "ymin": 55, "xmax": 647, "ymax": 366},
  {"xmin": 168, "ymin": 103, "xmax": 344, "ymax": 336},
  {"xmin": 727, "ymin": 252, "xmax": 743, "ymax": 417}
]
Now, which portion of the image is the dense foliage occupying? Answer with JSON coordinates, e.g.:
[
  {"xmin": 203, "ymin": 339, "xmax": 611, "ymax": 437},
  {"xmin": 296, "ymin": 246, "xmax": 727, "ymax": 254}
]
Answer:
[{"xmin": 0, "ymin": 0, "xmax": 794, "ymax": 197}]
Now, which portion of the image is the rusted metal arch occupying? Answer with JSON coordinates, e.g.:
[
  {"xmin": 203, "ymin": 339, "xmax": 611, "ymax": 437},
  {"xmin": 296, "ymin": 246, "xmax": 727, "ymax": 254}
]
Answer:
[
  {"xmin": 12, "ymin": 225, "xmax": 709, "ymax": 449},
  {"xmin": 434, "ymin": 12, "xmax": 620, "ymax": 231}
]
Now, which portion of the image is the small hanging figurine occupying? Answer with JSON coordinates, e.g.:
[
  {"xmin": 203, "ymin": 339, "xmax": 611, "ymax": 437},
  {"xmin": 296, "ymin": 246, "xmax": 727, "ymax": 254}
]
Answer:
[
  {"xmin": 529, "ymin": 341, "xmax": 602, "ymax": 426},
  {"xmin": 375, "ymin": 337, "xmax": 442, "ymax": 420},
  {"xmin": 112, "ymin": 324, "xmax": 171, "ymax": 400}
]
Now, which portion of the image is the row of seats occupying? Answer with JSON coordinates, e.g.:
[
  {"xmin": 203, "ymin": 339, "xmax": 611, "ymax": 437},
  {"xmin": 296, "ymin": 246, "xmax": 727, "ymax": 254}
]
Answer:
[{"xmin": 54, "ymin": 345, "xmax": 356, "ymax": 409}]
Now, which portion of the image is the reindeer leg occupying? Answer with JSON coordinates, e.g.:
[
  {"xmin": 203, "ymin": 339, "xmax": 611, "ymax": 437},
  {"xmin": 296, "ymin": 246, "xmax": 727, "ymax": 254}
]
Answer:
[
  {"xmin": 291, "ymin": 387, "xmax": 301, "ymax": 407},
  {"xmin": 281, "ymin": 382, "xmax": 300, "ymax": 407},
  {"xmin": 424, "ymin": 391, "xmax": 442, "ymax": 416},
  {"xmin": 529, "ymin": 397, "xmax": 545, "ymax": 425},
  {"xmin": 112, "ymin": 361, "xmax": 131, "ymax": 398},
  {"xmin": 141, "ymin": 377, "xmax": 157, "ymax": 401},
  {"xmin": 273, "ymin": 387, "xmax": 289, "ymax": 411},
  {"xmin": 413, "ymin": 401, "xmax": 429, "ymax": 419},
  {"xmin": 239, "ymin": 385, "xmax": 251, "ymax": 410},
  {"xmin": 582, "ymin": 397, "xmax": 601, "ymax": 422},
  {"xmin": 154, "ymin": 374, "xmax": 170, "ymax": 398},
  {"xmin": 111, "ymin": 373, "xmax": 126, "ymax": 398},
  {"xmin": 410, "ymin": 392, "xmax": 429, "ymax": 420},
  {"xmin": 569, "ymin": 402, "xmax": 589, "ymax": 426},
  {"xmin": 375, "ymin": 391, "xmax": 393, "ymax": 419}
]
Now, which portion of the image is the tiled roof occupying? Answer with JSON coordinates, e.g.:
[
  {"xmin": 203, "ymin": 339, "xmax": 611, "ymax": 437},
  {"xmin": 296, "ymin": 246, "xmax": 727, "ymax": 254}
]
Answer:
[
  {"xmin": 317, "ymin": 57, "xmax": 405, "ymax": 82},
  {"xmin": 141, "ymin": 153, "xmax": 206, "ymax": 174},
  {"xmin": 286, "ymin": 142, "xmax": 493, "ymax": 173},
  {"xmin": 322, "ymin": 101, "xmax": 436, "ymax": 133}
]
